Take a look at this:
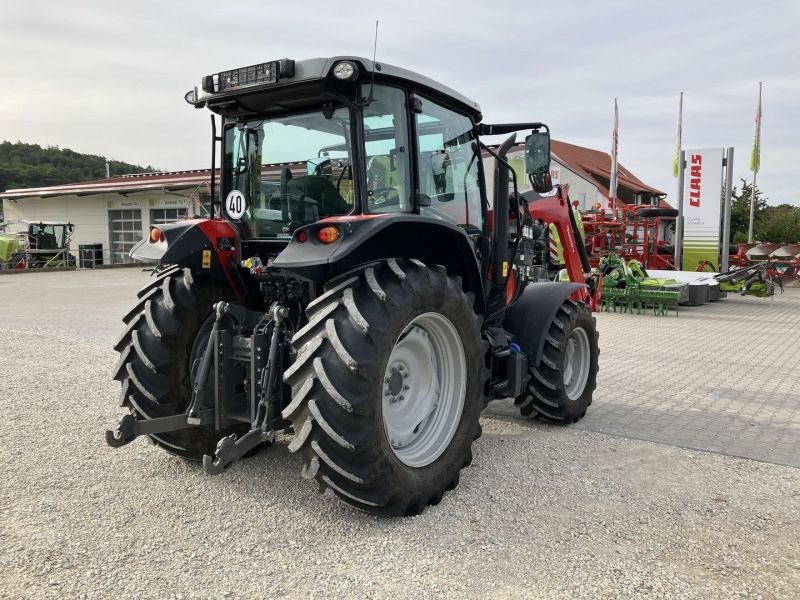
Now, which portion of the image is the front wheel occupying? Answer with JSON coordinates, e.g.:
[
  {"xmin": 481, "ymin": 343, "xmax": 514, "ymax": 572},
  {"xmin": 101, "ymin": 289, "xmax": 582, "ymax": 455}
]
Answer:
[
  {"xmin": 515, "ymin": 299, "xmax": 598, "ymax": 423},
  {"xmin": 283, "ymin": 259, "xmax": 485, "ymax": 516}
]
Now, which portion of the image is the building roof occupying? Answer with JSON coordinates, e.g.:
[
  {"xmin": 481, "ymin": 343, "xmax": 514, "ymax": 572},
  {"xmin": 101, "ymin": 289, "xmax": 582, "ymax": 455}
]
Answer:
[
  {"xmin": 487, "ymin": 139, "xmax": 667, "ymax": 208},
  {"xmin": 1, "ymin": 170, "xmax": 212, "ymax": 200},
  {"xmin": 549, "ymin": 139, "xmax": 666, "ymax": 202},
  {"xmin": 0, "ymin": 162, "xmax": 305, "ymax": 201}
]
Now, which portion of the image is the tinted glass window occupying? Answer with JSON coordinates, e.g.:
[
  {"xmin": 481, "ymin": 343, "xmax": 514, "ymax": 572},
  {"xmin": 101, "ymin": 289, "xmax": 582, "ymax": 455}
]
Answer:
[
  {"xmin": 362, "ymin": 85, "xmax": 412, "ymax": 213},
  {"xmin": 415, "ymin": 98, "xmax": 483, "ymax": 234},
  {"xmin": 223, "ymin": 108, "xmax": 355, "ymax": 238}
]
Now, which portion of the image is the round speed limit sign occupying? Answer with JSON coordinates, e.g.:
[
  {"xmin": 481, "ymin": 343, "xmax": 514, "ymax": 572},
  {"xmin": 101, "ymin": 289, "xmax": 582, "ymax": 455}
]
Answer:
[{"xmin": 225, "ymin": 190, "xmax": 246, "ymax": 219}]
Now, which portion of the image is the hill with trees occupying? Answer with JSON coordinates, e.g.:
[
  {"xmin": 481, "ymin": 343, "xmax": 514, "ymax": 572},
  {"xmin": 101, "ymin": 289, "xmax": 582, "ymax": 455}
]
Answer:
[{"xmin": 0, "ymin": 141, "xmax": 157, "ymax": 192}]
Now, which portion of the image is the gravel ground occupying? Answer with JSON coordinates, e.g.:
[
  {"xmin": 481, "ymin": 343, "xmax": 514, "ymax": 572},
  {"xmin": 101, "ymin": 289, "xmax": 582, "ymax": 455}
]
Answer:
[{"xmin": 1, "ymin": 269, "xmax": 799, "ymax": 599}]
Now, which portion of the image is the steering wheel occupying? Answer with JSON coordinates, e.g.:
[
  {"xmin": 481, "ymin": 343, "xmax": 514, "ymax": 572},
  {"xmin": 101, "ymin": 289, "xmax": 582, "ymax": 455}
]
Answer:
[{"xmin": 368, "ymin": 186, "xmax": 400, "ymax": 207}]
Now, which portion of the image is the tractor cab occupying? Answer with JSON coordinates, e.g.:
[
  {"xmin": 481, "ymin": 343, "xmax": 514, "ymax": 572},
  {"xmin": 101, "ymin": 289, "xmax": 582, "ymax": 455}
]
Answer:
[{"xmin": 186, "ymin": 57, "xmax": 488, "ymax": 247}]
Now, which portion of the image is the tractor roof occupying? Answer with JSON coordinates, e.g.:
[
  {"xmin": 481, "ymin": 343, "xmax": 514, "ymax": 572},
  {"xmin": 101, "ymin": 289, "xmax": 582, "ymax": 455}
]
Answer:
[{"xmin": 189, "ymin": 56, "xmax": 483, "ymax": 122}]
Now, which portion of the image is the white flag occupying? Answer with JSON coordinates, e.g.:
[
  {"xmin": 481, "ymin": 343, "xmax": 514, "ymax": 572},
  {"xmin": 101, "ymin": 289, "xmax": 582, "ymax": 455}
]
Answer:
[
  {"xmin": 609, "ymin": 98, "xmax": 619, "ymax": 208},
  {"xmin": 750, "ymin": 82, "xmax": 762, "ymax": 173},
  {"xmin": 673, "ymin": 92, "xmax": 683, "ymax": 178}
]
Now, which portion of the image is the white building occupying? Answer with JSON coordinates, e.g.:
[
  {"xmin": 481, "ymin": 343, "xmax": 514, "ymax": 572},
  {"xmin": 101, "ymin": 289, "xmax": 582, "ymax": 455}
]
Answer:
[{"xmin": 1, "ymin": 171, "xmax": 211, "ymax": 264}]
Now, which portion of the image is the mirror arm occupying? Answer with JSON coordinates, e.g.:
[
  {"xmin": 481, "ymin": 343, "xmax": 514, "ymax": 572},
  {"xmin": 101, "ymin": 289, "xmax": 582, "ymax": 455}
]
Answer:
[{"xmin": 477, "ymin": 122, "xmax": 548, "ymax": 136}]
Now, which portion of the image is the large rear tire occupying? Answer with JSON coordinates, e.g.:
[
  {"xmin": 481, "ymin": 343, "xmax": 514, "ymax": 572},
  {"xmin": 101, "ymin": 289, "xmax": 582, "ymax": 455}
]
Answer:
[
  {"xmin": 515, "ymin": 299, "xmax": 598, "ymax": 423},
  {"xmin": 112, "ymin": 266, "xmax": 247, "ymax": 460},
  {"xmin": 283, "ymin": 259, "xmax": 485, "ymax": 516}
]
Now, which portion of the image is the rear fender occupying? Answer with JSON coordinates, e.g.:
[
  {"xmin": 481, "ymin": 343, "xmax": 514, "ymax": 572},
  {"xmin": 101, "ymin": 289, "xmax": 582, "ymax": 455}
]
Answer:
[
  {"xmin": 272, "ymin": 215, "xmax": 486, "ymax": 317},
  {"xmin": 130, "ymin": 218, "xmax": 242, "ymax": 301},
  {"xmin": 503, "ymin": 281, "xmax": 586, "ymax": 368}
]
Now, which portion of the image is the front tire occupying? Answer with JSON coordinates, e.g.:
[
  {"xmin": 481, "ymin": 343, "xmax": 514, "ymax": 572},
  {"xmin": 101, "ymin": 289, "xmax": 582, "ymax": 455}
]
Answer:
[
  {"xmin": 515, "ymin": 299, "xmax": 598, "ymax": 423},
  {"xmin": 283, "ymin": 259, "xmax": 485, "ymax": 516}
]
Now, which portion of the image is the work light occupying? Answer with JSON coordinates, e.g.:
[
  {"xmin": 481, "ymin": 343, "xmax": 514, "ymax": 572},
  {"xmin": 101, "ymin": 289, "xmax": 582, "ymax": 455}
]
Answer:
[{"xmin": 332, "ymin": 61, "xmax": 358, "ymax": 82}]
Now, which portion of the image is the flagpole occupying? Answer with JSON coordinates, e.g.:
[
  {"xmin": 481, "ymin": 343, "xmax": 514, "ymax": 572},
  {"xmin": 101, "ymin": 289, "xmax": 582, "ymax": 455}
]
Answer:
[
  {"xmin": 748, "ymin": 163, "xmax": 758, "ymax": 244},
  {"xmin": 609, "ymin": 98, "xmax": 618, "ymax": 210},
  {"xmin": 747, "ymin": 81, "xmax": 762, "ymax": 244}
]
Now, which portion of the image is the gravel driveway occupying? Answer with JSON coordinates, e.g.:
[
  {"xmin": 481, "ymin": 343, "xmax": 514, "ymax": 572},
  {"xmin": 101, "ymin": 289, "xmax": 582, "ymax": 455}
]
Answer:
[{"xmin": 1, "ymin": 269, "xmax": 798, "ymax": 599}]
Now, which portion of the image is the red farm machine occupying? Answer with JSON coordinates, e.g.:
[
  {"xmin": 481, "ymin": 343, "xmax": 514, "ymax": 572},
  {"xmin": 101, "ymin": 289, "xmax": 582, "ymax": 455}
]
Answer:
[
  {"xmin": 106, "ymin": 56, "xmax": 600, "ymax": 515},
  {"xmin": 582, "ymin": 205, "xmax": 678, "ymax": 270}
]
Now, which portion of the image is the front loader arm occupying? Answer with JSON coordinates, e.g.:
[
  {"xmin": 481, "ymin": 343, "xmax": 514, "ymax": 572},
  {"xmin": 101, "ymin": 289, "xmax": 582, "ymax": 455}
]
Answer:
[{"xmin": 528, "ymin": 185, "xmax": 602, "ymax": 311}]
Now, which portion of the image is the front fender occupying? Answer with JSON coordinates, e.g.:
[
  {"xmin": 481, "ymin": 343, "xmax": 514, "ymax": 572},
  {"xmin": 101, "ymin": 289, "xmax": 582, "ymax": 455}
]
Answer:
[{"xmin": 503, "ymin": 281, "xmax": 586, "ymax": 368}]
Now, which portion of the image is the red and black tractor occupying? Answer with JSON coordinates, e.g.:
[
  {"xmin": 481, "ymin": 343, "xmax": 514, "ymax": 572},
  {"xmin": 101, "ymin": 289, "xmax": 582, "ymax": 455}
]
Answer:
[{"xmin": 106, "ymin": 56, "xmax": 599, "ymax": 516}]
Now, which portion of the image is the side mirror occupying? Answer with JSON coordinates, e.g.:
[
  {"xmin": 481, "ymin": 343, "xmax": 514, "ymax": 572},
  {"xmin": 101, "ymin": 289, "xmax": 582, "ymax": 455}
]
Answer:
[
  {"xmin": 307, "ymin": 158, "xmax": 332, "ymax": 177},
  {"xmin": 525, "ymin": 131, "xmax": 553, "ymax": 193}
]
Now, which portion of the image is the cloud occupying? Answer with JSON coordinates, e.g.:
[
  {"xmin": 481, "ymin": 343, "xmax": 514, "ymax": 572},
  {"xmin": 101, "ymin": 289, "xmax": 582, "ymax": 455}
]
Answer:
[{"xmin": 1, "ymin": 0, "xmax": 797, "ymax": 205}]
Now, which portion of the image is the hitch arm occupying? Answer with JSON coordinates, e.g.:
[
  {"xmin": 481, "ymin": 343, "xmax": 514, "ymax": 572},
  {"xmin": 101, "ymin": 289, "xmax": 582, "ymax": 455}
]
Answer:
[
  {"xmin": 105, "ymin": 409, "xmax": 215, "ymax": 448},
  {"xmin": 202, "ymin": 303, "xmax": 289, "ymax": 475}
]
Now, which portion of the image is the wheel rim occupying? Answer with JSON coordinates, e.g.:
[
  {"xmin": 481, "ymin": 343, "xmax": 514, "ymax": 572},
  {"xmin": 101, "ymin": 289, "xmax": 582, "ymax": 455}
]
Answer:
[
  {"xmin": 382, "ymin": 312, "xmax": 467, "ymax": 468},
  {"xmin": 563, "ymin": 326, "xmax": 591, "ymax": 401}
]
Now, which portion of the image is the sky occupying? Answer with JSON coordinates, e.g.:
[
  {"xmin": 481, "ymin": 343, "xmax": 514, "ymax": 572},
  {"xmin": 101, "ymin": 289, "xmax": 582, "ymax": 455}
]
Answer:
[{"xmin": 2, "ymin": 0, "xmax": 798, "ymax": 205}]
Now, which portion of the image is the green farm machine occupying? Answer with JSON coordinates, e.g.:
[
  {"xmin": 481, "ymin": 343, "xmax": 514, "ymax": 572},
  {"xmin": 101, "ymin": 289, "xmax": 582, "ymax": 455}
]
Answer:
[
  {"xmin": 596, "ymin": 254, "xmax": 685, "ymax": 316},
  {"xmin": 0, "ymin": 221, "xmax": 76, "ymax": 270}
]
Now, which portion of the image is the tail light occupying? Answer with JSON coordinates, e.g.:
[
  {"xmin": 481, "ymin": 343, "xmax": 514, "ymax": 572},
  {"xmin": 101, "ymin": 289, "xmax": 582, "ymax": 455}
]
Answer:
[
  {"xmin": 149, "ymin": 227, "xmax": 165, "ymax": 243},
  {"xmin": 317, "ymin": 226, "xmax": 340, "ymax": 244}
]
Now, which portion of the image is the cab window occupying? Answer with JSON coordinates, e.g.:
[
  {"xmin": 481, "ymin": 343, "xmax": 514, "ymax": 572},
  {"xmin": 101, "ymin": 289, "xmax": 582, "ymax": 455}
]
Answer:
[
  {"xmin": 362, "ymin": 85, "xmax": 412, "ymax": 213},
  {"xmin": 222, "ymin": 108, "xmax": 355, "ymax": 238},
  {"xmin": 415, "ymin": 98, "xmax": 483, "ymax": 234}
]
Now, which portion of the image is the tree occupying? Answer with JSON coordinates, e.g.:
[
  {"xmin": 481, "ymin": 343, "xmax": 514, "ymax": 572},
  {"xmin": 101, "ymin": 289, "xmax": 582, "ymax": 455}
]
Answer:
[
  {"xmin": 755, "ymin": 205, "xmax": 800, "ymax": 244},
  {"xmin": 729, "ymin": 178, "xmax": 767, "ymax": 243}
]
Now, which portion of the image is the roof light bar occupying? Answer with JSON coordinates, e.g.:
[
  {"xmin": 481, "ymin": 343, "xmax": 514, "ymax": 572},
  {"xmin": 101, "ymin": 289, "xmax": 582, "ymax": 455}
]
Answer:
[{"xmin": 201, "ymin": 59, "xmax": 295, "ymax": 94}]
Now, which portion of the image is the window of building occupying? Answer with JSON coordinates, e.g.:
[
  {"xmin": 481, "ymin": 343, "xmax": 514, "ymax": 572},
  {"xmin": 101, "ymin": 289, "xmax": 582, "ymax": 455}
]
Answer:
[
  {"xmin": 414, "ymin": 97, "xmax": 483, "ymax": 234},
  {"xmin": 108, "ymin": 209, "xmax": 142, "ymax": 264},
  {"xmin": 150, "ymin": 207, "xmax": 187, "ymax": 225}
]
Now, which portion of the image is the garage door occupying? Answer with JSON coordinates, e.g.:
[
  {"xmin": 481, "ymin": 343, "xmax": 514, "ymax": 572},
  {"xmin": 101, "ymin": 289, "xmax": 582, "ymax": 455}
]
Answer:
[{"xmin": 108, "ymin": 209, "xmax": 143, "ymax": 264}]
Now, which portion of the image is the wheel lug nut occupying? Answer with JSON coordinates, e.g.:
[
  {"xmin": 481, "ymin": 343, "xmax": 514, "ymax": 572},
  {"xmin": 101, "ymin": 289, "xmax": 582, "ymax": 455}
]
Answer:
[
  {"xmin": 384, "ymin": 377, "xmax": 390, "ymax": 383},
  {"xmin": 398, "ymin": 395, "xmax": 404, "ymax": 401},
  {"xmin": 403, "ymin": 385, "xmax": 409, "ymax": 391},
  {"xmin": 398, "ymin": 365, "xmax": 405, "ymax": 371},
  {"xmin": 403, "ymin": 373, "xmax": 409, "ymax": 379}
]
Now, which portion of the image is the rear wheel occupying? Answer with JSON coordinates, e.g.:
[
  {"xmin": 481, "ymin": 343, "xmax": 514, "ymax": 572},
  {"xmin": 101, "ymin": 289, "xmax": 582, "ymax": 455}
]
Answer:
[
  {"xmin": 283, "ymin": 259, "xmax": 485, "ymax": 516},
  {"xmin": 515, "ymin": 300, "xmax": 598, "ymax": 423},
  {"xmin": 112, "ymin": 266, "xmax": 247, "ymax": 459}
]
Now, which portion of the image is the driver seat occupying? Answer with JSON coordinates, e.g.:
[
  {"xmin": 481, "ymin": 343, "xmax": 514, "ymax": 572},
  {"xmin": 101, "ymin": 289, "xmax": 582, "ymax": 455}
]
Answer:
[{"xmin": 287, "ymin": 176, "xmax": 349, "ymax": 219}]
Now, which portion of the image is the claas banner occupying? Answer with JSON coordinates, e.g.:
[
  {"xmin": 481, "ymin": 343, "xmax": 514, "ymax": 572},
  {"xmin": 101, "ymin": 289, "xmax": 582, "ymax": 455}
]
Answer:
[{"xmin": 682, "ymin": 148, "xmax": 723, "ymax": 271}]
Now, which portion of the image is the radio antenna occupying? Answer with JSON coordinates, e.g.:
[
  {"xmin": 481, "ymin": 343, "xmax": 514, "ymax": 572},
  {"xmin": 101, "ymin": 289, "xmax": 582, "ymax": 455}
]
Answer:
[{"xmin": 366, "ymin": 20, "xmax": 379, "ymax": 103}]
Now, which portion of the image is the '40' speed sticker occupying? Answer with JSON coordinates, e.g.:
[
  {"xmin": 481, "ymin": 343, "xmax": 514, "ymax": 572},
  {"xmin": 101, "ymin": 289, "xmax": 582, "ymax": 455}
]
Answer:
[{"xmin": 225, "ymin": 190, "xmax": 246, "ymax": 219}]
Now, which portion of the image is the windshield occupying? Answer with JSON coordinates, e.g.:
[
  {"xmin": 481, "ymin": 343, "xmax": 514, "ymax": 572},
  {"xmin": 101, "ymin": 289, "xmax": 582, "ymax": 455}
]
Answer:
[
  {"xmin": 222, "ymin": 107, "xmax": 355, "ymax": 238},
  {"xmin": 29, "ymin": 224, "xmax": 66, "ymax": 249}
]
